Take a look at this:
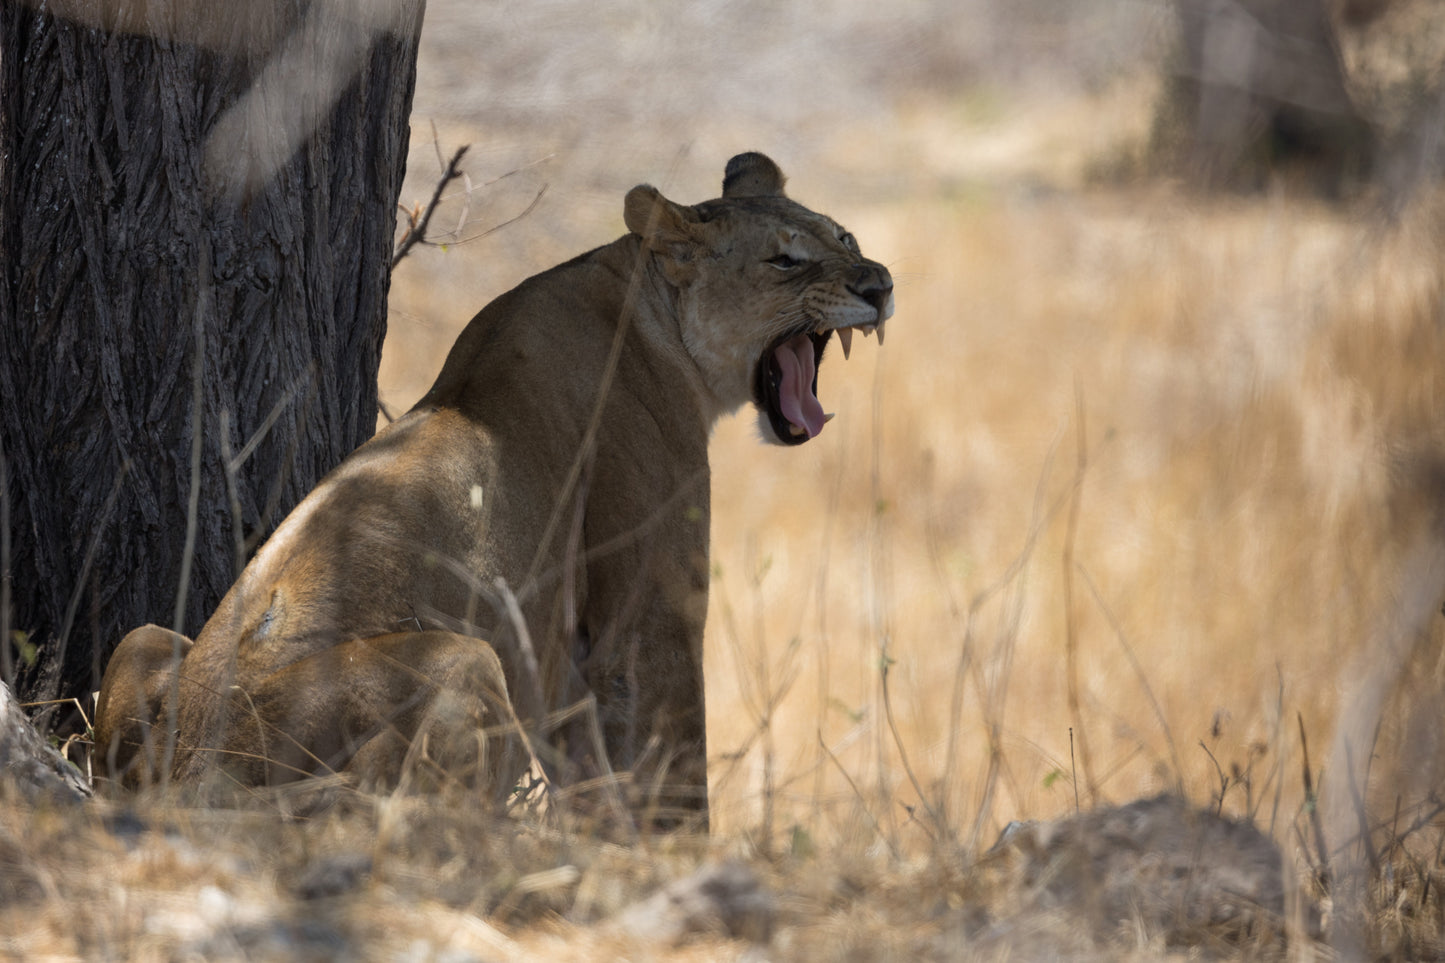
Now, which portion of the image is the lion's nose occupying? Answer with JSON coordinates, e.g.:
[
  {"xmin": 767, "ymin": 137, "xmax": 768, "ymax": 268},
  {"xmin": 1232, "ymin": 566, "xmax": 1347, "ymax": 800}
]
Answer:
[{"xmin": 848, "ymin": 264, "xmax": 894, "ymax": 321}]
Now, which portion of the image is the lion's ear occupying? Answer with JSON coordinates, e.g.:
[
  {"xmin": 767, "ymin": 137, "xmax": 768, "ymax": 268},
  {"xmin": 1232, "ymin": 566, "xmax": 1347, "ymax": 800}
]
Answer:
[
  {"xmin": 722, "ymin": 152, "xmax": 786, "ymax": 198},
  {"xmin": 623, "ymin": 185, "xmax": 700, "ymax": 252}
]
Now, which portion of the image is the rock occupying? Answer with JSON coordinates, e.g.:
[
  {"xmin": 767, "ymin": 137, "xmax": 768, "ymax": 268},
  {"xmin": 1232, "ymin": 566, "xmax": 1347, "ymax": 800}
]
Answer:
[
  {"xmin": 977, "ymin": 795, "xmax": 1293, "ymax": 951},
  {"xmin": 0, "ymin": 681, "xmax": 90, "ymax": 804},
  {"xmin": 293, "ymin": 853, "xmax": 373, "ymax": 900},
  {"xmin": 612, "ymin": 861, "xmax": 773, "ymax": 945}
]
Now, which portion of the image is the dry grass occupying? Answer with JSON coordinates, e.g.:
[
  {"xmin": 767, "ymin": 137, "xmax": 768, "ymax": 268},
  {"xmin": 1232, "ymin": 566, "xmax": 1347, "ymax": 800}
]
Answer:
[
  {"xmin": 380, "ymin": 41, "xmax": 1445, "ymax": 952},
  {"xmin": 701, "ymin": 179, "xmax": 1445, "ymax": 844},
  {"xmin": 10, "ymin": 1, "xmax": 1445, "ymax": 958}
]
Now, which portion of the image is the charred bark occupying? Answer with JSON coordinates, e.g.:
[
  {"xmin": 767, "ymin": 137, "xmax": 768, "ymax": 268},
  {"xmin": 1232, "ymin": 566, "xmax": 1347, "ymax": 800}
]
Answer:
[{"xmin": 0, "ymin": 0, "xmax": 425, "ymax": 723}]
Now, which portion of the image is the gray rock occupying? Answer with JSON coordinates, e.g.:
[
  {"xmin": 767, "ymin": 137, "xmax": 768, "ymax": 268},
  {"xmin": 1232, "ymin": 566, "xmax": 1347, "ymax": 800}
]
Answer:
[
  {"xmin": 978, "ymin": 795, "xmax": 1293, "ymax": 950},
  {"xmin": 613, "ymin": 861, "xmax": 774, "ymax": 945},
  {"xmin": 0, "ymin": 681, "xmax": 90, "ymax": 804}
]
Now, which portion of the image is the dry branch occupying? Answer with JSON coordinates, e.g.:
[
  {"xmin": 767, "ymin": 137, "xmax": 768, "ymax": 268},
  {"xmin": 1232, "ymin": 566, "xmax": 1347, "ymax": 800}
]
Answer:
[{"xmin": 392, "ymin": 144, "xmax": 471, "ymax": 268}]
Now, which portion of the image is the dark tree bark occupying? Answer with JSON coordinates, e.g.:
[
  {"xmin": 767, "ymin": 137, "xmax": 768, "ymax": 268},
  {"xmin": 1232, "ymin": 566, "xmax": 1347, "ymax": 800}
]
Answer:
[
  {"xmin": 1159, "ymin": 0, "xmax": 1374, "ymax": 193},
  {"xmin": 0, "ymin": 0, "xmax": 425, "ymax": 722}
]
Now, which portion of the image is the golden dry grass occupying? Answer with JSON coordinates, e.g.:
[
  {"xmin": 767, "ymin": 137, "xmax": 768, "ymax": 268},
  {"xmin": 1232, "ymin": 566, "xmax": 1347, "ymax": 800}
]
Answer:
[
  {"xmin": 350, "ymin": 76, "xmax": 1445, "ymax": 956},
  {"xmin": 383, "ymin": 95, "xmax": 1445, "ymax": 858},
  {"xmin": 699, "ymin": 179, "xmax": 1445, "ymax": 849},
  {"xmin": 374, "ymin": 22, "xmax": 1445, "ymax": 949},
  {"xmin": 9, "ymin": 3, "xmax": 1445, "ymax": 959},
  {"xmin": 9, "ymin": 142, "xmax": 1445, "ymax": 963}
]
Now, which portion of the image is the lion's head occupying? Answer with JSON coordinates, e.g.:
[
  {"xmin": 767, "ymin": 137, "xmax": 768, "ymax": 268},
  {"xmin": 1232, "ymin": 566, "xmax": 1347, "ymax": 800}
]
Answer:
[{"xmin": 623, "ymin": 152, "xmax": 894, "ymax": 445}]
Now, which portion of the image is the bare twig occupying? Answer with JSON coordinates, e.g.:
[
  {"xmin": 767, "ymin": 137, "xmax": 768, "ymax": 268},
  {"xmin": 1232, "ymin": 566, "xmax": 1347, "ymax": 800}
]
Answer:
[
  {"xmin": 1266, "ymin": 665, "xmax": 1287, "ymax": 833},
  {"xmin": 709, "ymin": 551, "xmax": 805, "ymax": 851},
  {"xmin": 391, "ymin": 143, "xmax": 470, "ymax": 268},
  {"xmin": 447, "ymin": 186, "xmax": 547, "ymax": 248},
  {"xmin": 819, "ymin": 731, "xmax": 901, "ymax": 860},
  {"xmin": 811, "ymin": 421, "xmax": 848, "ymax": 812},
  {"xmin": 965, "ymin": 431, "xmax": 1063, "ymax": 852},
  {"xmin": 46, "ymin": 464, "xmax": 128, "ymax": 725},
  {"xmin": 1384, "ymin": 794, "xmax": 1403, "ymax": 865},
  {"xmin": 1061, "ymin": 380, "xmax": 1097, "ymax": 805},
  {"xmin": 219, "ymin": 412, "xmax": 248, "ymax": 578},
  {"xmin": 1077, "ymin": 564, "xmax": 1185, "ymax": 796},
  {"xmin": 1323, "ymin": 797, "xmax": 1445, "ymax": 876},
  {"xmin": 251, "ymin": 367, "xmax": 319, "ymax": 553},
  {"xmin": 1069, "ymin": 727, "xmax": 1080, "ymax": 814},
  {"xmin": 1199, "ymin": 740, "xmax": 1230, "ymax": 815},
  {"xmin": 1342, "ymin": 740, "xmax": 1381, "ymax": 874},
  {"xmin": 881, "ymin": 651, "xmax": 943, "ymax": 834},
  {"xmin": 1298, "ymin": 712, "xmax": 1332, "ymax": 891},
  {"xmin": 161, "ymin": 238, "xmax": 213, "ymax": 786},
  {"xmin": 377, "ymin": 397, "xmax": 397, "ymax": 425},
  {"xmin": 225, "ymin": 376, "xmax": 311, "ymax": 476},
  {"xmin": 493, "ymin": 577, "xmax": 545, "ymax": 732}
]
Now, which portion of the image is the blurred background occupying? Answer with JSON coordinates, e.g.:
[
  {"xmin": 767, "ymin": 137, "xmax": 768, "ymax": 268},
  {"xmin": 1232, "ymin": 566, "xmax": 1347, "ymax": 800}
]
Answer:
[{"xmin": 382, "ymin": 0, "xmax": 1445, "ymax": 848}]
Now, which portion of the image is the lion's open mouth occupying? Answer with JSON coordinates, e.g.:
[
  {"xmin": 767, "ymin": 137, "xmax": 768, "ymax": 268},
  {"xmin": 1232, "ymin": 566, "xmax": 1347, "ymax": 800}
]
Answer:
[{"xmin": 756, "ymin": 321, "xmax": 885, "ymax": 446}]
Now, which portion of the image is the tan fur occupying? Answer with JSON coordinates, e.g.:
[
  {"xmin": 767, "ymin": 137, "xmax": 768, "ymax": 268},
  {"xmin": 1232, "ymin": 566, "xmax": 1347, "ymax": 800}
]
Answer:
[{"xmin": 93, "ymin": 153, "xmax": 893, "ymax": 826}]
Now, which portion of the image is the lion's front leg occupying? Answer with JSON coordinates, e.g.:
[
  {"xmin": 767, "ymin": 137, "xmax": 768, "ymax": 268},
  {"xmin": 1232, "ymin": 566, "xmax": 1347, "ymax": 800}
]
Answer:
[
  {"xmin": 627, "ymin": 626, "xmax": 709, "ymax": 829},
  {"xmin": 565, "ymin": 442, "xmax": 715, "ymax": 830},
  {"xmin": 577, "ymin": 556, "xmax": 711, "ymax": 831}
]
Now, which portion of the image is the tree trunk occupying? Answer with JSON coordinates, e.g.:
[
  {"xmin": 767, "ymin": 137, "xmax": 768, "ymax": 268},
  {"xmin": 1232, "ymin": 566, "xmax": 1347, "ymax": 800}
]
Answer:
[
  {"xmin": 1159, "ymin": 0, "xmax": 1373, "ymax": 194},
  {"xmin": 0, "ymin": 0, "xmax": 425, "ymax": 724}
]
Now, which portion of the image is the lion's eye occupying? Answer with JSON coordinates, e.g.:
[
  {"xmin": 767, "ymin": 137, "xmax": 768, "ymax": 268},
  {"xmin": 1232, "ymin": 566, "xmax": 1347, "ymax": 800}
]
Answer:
[
  {"xmin": 839, "ymin": 232, "xmax": 859, "ymax": 254},
  {"xmin": 768, "ymin": 254, "xmax": 803, "ymax": 270}
]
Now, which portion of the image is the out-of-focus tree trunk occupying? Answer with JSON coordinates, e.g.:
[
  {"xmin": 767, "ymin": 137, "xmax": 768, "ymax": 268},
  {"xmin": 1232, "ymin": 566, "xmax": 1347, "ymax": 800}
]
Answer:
[
  {"xmin": 0, "ymin": 0, "xmax": 425, "ymax": 725},
  {"xmin": 1158, "ymin": 0, "xmax": 1374, "ymax": 193}
]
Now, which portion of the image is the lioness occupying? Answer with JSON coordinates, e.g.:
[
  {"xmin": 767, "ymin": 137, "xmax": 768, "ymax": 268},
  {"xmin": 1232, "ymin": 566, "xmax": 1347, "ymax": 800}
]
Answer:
[{"xmin": 94, "ymin": 152, "xmax": 893, "ymax": 826}]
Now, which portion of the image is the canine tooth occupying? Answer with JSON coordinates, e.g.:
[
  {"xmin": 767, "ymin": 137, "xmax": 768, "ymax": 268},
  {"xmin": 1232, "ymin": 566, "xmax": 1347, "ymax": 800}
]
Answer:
[
  {"xmin": 824, "ymin": 412, "xmax": 836, "ymax": 423},
  {"xmin": 876, "ymin": 321, "xmax": 886, "ymax": 346},
  {"xmin": 838, "ymin": 326, "xmax": 853, "ymax": 360}
]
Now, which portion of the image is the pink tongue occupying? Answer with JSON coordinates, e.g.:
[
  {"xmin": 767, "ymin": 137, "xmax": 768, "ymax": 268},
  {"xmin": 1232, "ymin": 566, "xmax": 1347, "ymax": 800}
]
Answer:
[{"xmin": 774, "ymin": 334, "xmax": 827, "ymax": 438}]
